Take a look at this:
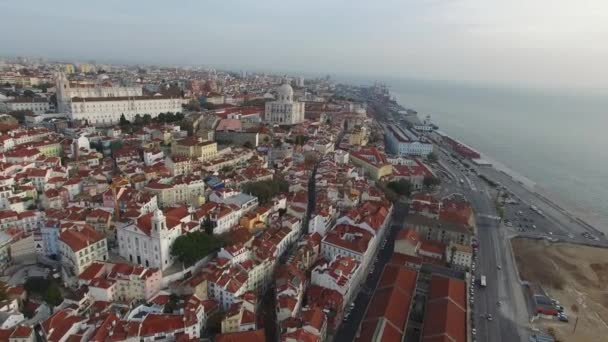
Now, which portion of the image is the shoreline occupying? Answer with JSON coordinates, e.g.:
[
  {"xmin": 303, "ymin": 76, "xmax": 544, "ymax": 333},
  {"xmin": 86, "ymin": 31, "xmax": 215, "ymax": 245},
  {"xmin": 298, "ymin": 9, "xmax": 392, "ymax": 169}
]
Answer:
[{"xmin": 382, "ymin": 94, "xmax": 606, "ymax": 236}]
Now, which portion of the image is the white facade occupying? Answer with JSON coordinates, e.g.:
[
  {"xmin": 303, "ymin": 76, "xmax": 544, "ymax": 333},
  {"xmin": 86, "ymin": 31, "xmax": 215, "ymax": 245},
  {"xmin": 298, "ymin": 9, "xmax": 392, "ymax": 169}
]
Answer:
[
  {"xmin": 385, "ymin": 125, "xmax": 433, "ymax": 157},
  {"xmin": 4, "ymin": 99, "xmax": 51, "ymax": 114},
  {"xmin": 446, "ymin": 242, "xmax": 473, "ymax": 270},
  {"xmin": 264, "ymin": 83, "xmax": 305, "ymax": 125},
  {"xmin": 311, "ymin": 255, "xmax": 360, "ymax": 304},
  {"xmin": 59, "ymin": 227, "xmax": 108, "ymax": 277},
  {"xmin": 55, "ymin": 72, "xmax": 185, "ymax": 125},
  {"xmin": 117, "ymin": 210, "xmax": 181, "ymax": 271}
]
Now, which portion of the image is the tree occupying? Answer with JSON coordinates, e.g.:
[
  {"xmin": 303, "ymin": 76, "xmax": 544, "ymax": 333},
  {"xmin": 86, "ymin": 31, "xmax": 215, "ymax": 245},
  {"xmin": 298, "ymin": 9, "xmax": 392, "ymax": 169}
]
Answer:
[
  {"xmin": 426, "ymin": 152, "xmax": 438, "ymax": 163},
  {"xmin": 201, "ymin": 216, "xmax": 214, "ymax": 235},
  {"xmin": 110, "ymin": 140, "xmax": 123, "ymax": 153},
  {"xmin": 143, "ymin": 114, "xmax": 152, "ymax": 124},
  {"xmin": 423, "ymin": 175, "xmax": 441, "ymax": 189},
  {"xmin": 294, "ymin": 135, "xmax": 308, "ymax": 146},
  {"xmin": 449, "ymin": 245, "xmax": 457, "ymax": 266},
  {"xmin": 201, "ymin": 102, "xmax": 215, "ymax": 110},
  {"xmin": 119, "ymin": 114, "xmax": 129, "ymax": 126},
  {"xmin": 263, "ymin": 136, "xmax": 270, "ymax": 143},
  {"xmin": 183, "ymin": 99, "xmax": 201, "ymax": 112},
  {"xmin": 133, "ymin": 114, "xmax": 143, "ymax": 125},
  {"xmin": 387, "ymin": 179, "xmax": 412, "ymax": 196},
  {"xmin": 243, "ymin": 141, "xmax": 253, "ymax": 149},
  {"xmin": 23, "ymin": 90, "xmax": 36, "ymax": 98},
  {"xmin": 242, "ymin": 178, "xmax": 289, "ymax": 205},
  {"xmin": 44, "ymin": 283, "xmax": 63, "ymax": 307},
  {"xmin": 8, "ymin": 110, "xmax": 33, "ymax": 123},
  {"xmin": 171, "ymin": 231, "xmax": 223, "ymax": 266}
]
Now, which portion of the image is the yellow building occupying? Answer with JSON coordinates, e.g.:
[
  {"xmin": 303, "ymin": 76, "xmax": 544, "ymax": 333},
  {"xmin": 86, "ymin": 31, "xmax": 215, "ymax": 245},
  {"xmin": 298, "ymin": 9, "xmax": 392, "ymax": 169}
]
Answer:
[
  {"xmin": 171, "ymin": 137, "xmax": 217, "ymax": 161},
  {"xmin": 239, "ymin": 206, "xmax": 271, "ymax": 231},
  {"xmin": 64, "ymin": 64, "xmax": 76, "ymax": 74},
  {"xmin": 79, "ymin": 63, "xmax": 92, "ymax": 73},
  {"xmin": 347, "ymin": 127, "xmax": 369, "ymax": 146},
  {"xmin": 350, "ymin": 147, "xmax": 393, "ymax": 181},
  {"xmin": 30, "ymin": 140, "xmax": 62, "ymax": 157}
]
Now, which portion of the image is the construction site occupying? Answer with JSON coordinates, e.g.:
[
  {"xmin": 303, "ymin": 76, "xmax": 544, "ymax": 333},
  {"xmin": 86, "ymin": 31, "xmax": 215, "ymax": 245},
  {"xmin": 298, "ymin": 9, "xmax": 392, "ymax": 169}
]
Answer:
[{"xmin": 512, "ymin": 237, "xmax": 608, "ymax": 342}]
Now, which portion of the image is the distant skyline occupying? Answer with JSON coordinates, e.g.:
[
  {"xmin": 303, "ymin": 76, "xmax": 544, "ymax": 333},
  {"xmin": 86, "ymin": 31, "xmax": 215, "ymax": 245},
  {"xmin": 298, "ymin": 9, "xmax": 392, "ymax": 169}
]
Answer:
[{"xmin": 1, "ymin": 0, "xmax": 608, "ymax": 90}]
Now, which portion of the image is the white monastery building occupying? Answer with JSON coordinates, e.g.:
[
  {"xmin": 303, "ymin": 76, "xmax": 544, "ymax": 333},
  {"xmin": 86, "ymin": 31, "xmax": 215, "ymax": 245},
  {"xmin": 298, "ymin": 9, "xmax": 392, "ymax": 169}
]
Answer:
[{"xmin": 55, "ymin": 72, "xmax": 186, "ymax": 126}]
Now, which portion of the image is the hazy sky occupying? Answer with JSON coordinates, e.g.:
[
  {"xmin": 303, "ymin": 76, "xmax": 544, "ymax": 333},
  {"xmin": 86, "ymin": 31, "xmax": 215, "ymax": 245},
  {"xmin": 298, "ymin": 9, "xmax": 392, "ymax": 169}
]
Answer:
[{"xmin": 1, "ymin": 0, "xmax": 607, "ymax": 89}]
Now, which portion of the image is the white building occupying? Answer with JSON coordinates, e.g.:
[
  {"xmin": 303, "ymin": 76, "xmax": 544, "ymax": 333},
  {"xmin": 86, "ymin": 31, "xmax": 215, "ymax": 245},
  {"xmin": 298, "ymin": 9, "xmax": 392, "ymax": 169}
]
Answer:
[
  {"xmin": 193, "ymin": 202, "xmax": 242, "ymax": 235},
  {"xmin": 117, "ymin": 209, "xmax": 183, "ymax": 271},
  {"xmin": 55, "ymin": 72, "xmax": 186, "ymax": 126},
  {"xmin": 2, "ymin": 97, "xmax": 52, "ymax": 114},
  {"xmin": 446, "ymin": 242, "xmax": 473, "ymax": 270},
  {"xmin": 58, "ymin": 224, "xmax": 108, "ymax": 278},
  {"xmin": 311, "ymin": 255, "xmax": 360, "ymax": 305},
  {"xmin": 384, "ymin": 125, "xmax": 433, "ymax": 157},
  {"xmin": 145, "ymin": 176, "xmax": 205, "ymax": 208},
  {"xmin": 79, "ymin": 261, "xmax": 163, "ymax": 302},
  {"xmin": 209, "ymin": 188, "xmax": 258, "ymax": 213},
  {"xmin": 264, "ymin": 82, "xmax": 305, "ymax": 125}
]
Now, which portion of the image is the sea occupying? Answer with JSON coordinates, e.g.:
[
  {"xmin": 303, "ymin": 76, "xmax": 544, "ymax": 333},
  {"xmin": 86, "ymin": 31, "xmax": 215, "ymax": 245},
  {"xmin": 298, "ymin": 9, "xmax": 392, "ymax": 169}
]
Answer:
[{"xmin": 377, "ymin": 78, "xmax": 608, "ymax": 232}]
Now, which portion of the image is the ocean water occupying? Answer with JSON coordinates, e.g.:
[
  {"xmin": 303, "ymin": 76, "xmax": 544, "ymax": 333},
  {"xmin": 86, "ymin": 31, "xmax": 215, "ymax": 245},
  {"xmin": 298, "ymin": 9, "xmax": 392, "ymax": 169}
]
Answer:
[{"xmin": 385, "ymin": 78, "xmax": 608, "ymax": 230}]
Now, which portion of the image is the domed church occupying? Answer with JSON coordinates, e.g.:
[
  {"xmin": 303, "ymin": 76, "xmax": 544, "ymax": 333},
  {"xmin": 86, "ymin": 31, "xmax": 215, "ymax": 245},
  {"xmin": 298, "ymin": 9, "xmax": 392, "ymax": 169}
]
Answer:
[{"xmin": 264, "ymin": 80, "xmax": 305, "ymax": 125}]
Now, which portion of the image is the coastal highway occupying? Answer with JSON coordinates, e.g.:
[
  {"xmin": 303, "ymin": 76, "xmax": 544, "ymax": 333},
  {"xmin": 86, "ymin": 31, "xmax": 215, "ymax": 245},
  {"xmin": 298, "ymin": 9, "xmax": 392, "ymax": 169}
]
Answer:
[
  {"xmin": 481, "ymin": 166, "xmax": 605, "ymax": 240},
  {"xmin": 436, "ymin": 148, "xmax": 531, "ymax": 342}
]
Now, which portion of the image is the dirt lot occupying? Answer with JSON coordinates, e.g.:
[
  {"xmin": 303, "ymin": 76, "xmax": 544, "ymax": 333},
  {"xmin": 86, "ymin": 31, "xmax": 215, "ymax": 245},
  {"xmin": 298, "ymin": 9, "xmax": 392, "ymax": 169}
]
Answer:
[{"xmin": 512, "ymin": 238, "xmax": 608, "ymax": 342}]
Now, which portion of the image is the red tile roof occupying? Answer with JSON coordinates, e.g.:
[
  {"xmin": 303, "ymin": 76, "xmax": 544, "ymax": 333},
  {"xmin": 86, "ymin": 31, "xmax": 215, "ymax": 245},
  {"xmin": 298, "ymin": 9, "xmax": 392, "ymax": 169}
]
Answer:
[
  {"xmin": 422, "ymin": 275, "xmax": 466, "ymax": 342},
  {"xmin": 356, "ymin": 265, "xmax": 417, "ymax": 342},
  {"xmin": 322, "ymin": 224, "xmax": 372, "ymax": 254},
  {"xmin": 41, "ymin": 309, "xmax": 84, "ymax": 342},
  {"xmin": 59, "ymin": 224, "xmax": 105, "ymax": 252},
  {"xmin": 139, "ymin": 314, "xmax": 185, "ymax": 337}
]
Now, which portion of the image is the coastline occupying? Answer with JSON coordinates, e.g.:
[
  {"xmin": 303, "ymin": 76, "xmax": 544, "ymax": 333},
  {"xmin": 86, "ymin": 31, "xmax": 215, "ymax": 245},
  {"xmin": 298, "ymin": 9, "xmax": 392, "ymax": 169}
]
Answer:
[{"xmin": 387, "ymin": 96, "xmax": 606, "ymax": 236}]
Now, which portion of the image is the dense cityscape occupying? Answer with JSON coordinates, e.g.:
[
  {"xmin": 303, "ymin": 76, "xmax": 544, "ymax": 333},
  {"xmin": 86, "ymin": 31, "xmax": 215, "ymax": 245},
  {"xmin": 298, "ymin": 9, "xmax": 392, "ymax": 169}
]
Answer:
[{"xmin": 0, "ymin": 57, "xmax": 604, "ymax": 342}]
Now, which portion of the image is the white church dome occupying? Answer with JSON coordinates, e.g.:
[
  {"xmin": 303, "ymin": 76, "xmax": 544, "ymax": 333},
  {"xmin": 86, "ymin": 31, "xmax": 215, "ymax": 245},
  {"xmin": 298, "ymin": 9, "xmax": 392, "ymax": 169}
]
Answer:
[{"xmin": 277, "ymin": 83, "xmax": 293, "ymax": 102}]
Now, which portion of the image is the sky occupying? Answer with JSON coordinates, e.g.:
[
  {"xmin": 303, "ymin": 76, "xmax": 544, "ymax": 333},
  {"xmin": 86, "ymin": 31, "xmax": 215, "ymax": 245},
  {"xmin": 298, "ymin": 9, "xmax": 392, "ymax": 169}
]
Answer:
[{"xmin": 1, "ymin": 0, "xmax": 608, "ymax": 90}]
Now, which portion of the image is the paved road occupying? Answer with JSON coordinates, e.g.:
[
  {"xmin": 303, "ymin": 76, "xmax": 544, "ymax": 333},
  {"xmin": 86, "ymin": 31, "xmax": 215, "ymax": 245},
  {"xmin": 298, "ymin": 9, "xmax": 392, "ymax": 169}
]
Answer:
[
  {"xmin": 333, "ymin": 202, "xmax": 408, "ymax": 342},
  {"xmin": 436, "ymin": 148, "xmax": 530, "ymax": 342}
]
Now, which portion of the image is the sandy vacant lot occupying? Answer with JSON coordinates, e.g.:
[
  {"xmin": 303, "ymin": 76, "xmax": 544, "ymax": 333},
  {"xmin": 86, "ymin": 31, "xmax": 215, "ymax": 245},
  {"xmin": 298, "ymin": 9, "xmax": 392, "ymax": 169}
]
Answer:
[{"xmin": 512, "ymin": 238, "xmax": 608, "ymax": 342}]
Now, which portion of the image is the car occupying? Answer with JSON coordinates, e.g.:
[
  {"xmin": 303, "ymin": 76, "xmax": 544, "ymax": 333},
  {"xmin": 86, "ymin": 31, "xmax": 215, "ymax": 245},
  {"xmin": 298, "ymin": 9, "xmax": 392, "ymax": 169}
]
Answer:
[
  {"xmin": 487, "ymin": 314, "xmax": 493, "ymax": 321},
  {"xmin": 497, "ymin": 301, "xmax": 502, "ymax": 306},
  {"xmin": 532, "ymin": 224, "xmax": 537, "ymax": 229},
  {"xmin": 472, "ymin": 329, "xmax": 477, "ymax": 335},
  {"xmin": 497, "ymin": 265, "xmax": 502, "ymax": 270},
  {"xmin": 549, "ymin": 231, "xmax": 554, "ymax": 235}
]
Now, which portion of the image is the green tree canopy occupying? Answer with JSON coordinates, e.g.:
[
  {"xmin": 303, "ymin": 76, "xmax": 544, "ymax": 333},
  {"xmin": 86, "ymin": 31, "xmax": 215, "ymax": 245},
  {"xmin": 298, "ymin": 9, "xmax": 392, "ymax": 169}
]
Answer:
[
  {"xmin": 294, "ymin": 135, "xmax": 308, "ymax": 146},
  {"xmin": 171, "ymin": 231, "xmax": 223, "ymax": 266},
  {"xmin": 44, "ymin": 282, "xmax": 63, "ymax": 307},
  {"xmin": 183, "ymin": 99, "xmax": 201, "ymax": 112},
  {"xmin": 119, "ymin": 114, "xmax": 129, "ymax": 126},
  {"xmin": 242, "ymin": 178, "xmax": 289, "ymax": 205},
  {"xmin": 423, "ymin": 175, "xmax": 441, "ymax": 189},
  {"xmin": 201, "ymin": 102, "xmax": 215, "ymax": 110},
  {"xmin": 387, "ymin": 179, "xmax": 412, "ymax": 197}
]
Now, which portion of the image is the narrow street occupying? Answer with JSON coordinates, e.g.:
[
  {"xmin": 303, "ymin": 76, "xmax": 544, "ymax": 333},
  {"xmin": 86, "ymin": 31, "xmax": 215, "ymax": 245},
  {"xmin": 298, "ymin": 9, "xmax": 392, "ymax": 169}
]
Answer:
[{"xmin": 333, "ymin": 201, "xmax": 408, "ymax": 342}]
